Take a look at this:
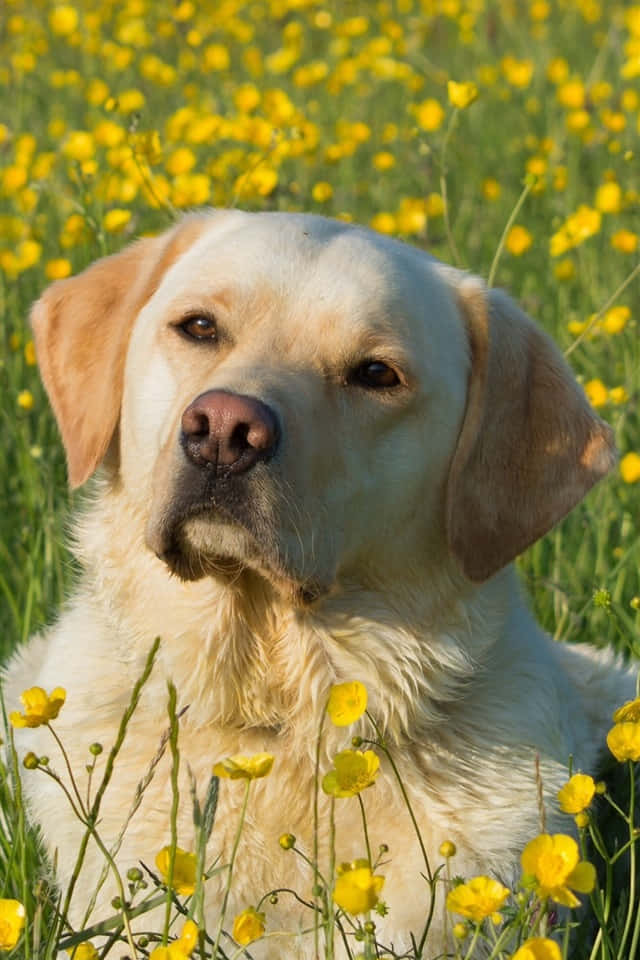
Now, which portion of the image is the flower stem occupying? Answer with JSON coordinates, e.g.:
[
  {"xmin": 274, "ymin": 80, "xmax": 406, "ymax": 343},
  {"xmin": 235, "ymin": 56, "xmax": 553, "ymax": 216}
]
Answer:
[
  {"xmin": 162, "ymin": 682, "xmax": 180, "ymax": 945},
  {"xmin": 617, "ymin": 760, "xmax": 637, "ymax": 959},
  {"xmin": 212, "ymin": 778, "xmax": 251, "ymax": 959},
  {"xmin": 357, "ymin": 793, "xmax": 372, "ymax": 868},
  {"xmin": 487, "ymin": 178, "xmax": 533, "ymax": 289}
]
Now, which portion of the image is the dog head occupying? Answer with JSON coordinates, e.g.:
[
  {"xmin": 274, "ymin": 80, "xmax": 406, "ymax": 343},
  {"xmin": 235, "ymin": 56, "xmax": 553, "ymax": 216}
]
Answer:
[{"xmin": 31, "ymin": 210, "xmax": 615, "ymax": 602}]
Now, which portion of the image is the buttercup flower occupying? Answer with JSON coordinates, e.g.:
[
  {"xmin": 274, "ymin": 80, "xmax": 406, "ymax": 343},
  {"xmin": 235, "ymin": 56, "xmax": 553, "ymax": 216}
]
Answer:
[
  {"xmin": 0, "ymin": 899, "xmax": 26, "ymax": 950},
  {"xmin": 155, "ymin": 846, "xmax": 197, "ymax": 896},
  {"xmin": 620, "ymin": 453, "xmax": 640, "ymax": 484},
  {"xmin": 446, "ymin": 876, "xmax": 510, "ymax": 923},
  {"xmin": 232, "ymin": 907, "xmax": 266, "ymax": 945},
  {"xmin": 521, "ymin": 834, "xmax": 595, "ymax": 906},
  {"xmin": 447, "ymin": 80, "xmax": 478, "ymax": 109},
  {"xmin": 333, "ymin": 861, "xmax": 385, "ymax": 915},
  {"xmin": 607, "ymin": 722, "xmax": 640, "ymax": 761},
  {"xmin": 66, "ymin": 944, "xmax": 99, "ymax": 960},
  {"xmin": 613, "ymin": 697, "xmax": 640, "ymax": 722},
  {"xmin": 511, "ymin": 938, "xmax": 561, "ymax": 960},
  {"xmin": 557, "ymin": 773, "xmax": 595, "ymax": 813},
  {"xmin": 10, "ymin": 686, "xmax": 66, "ymax": 727},
  {"xmin": 149, "ymin": 919, "xmax": 198, "ymax": 960},
  {"xmin": 212, "ymin": 752, "xmax": 274, "ymax": 779},
  {"xmin": 327, "ymin": 681, "xmax": 367, "ymax": 725},
  {"xmin": 506, "ymin": 225, "xmax": 533, "ymax": 255},
  {"xmin": 322, "ymin": 749, "xmax": 380, "ymax": 797}
]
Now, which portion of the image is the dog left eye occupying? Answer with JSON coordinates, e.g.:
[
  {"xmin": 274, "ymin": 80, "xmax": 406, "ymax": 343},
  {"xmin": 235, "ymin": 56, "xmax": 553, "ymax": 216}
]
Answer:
[
  {"xmin": 178, "ymin": 315, "xmax": 217, "ymax": 341},
  {"xmin": 350, "ymin": 360, "xmax": 401, "ymax": 389}
]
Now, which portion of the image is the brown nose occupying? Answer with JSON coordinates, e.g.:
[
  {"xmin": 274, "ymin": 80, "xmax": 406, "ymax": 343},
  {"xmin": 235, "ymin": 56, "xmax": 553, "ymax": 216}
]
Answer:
[{"xmin": 181, "ymin": 390, "xmax": 280, "ymax": 474}]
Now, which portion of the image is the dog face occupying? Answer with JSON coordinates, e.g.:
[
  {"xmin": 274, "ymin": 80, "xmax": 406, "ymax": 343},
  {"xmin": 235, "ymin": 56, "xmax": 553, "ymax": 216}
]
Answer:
[{"xmin": 31, "ymin": 210, "xmax": 616, "ymax": 602}]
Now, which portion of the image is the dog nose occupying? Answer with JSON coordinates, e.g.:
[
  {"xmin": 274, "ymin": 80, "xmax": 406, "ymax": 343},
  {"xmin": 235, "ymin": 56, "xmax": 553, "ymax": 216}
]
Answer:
[{"xmin": 181, "ymin": 390, "xmax": 280, "ymax": 474}]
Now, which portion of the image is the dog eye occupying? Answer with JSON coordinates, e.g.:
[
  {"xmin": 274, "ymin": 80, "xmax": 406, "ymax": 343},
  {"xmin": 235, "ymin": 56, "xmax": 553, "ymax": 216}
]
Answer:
[
  {"xmin": 350, "ymin": 360, "xmax": 401, "ymax": 389},
  {"xmin": 178, "ymin": 315, "xmax": 217, "ymax": 341}
]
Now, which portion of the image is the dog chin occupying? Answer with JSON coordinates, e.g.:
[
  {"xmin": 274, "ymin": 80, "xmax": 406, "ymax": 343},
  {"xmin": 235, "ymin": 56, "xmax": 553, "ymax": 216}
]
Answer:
[{"xmin": 154, "ymin": 514, "xmax": 329, "ymax": 606}]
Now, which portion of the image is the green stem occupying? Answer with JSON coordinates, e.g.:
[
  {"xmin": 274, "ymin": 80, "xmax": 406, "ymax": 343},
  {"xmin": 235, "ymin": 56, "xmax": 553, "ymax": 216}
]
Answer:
[
  {"xmin": 366, "ymin": 712, "xmax": 432, "ymax": 884},
  {"xmin": 313, "ymin": 709, "xmax": 327, "ymax": 959},
  {"xmin": 357, "ymin": 793, "xmax": 372, "ymax": 868},
  {"xmin": 617, "ymin": 761, "xmax": 637, "ymax": 959},
  {"xmin": 487, "ymin": 178, "xmax": 534, "ymax": 289},
  {"xmin": 212, "ymin": 779, "xmax": 251, "ymax": 959},
  {"xmin": 163, "ymin": 682, "xmax": 180, "ymax": 945},
  {"xmin": 439, "ymin": 109, "xmax": 463, "ymax": 267}
]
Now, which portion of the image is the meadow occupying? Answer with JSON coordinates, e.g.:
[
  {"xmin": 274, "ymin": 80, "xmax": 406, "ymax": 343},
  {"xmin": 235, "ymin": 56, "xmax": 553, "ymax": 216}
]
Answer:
[{"xmin": 0, "ymin": 0, "xmax": 639, "ymax": 957}]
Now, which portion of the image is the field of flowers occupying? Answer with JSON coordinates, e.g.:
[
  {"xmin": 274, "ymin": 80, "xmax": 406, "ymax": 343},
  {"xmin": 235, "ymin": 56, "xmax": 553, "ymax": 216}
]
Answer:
[{"xmin": 0, "ymin": 0, "xmax": 639, "ymax": 957}]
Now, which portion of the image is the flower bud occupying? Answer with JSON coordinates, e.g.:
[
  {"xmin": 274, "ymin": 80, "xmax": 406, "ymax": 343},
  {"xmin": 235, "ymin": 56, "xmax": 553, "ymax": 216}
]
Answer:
[
  {"xmin": 269, "ymin": 893, "xmax": 279, "ymax": 904},
  {"xmin": 351, "ymin": 736, "xmax": 363, "ymax": 747},
  {"xmin": 439, "ymin": 840, "xmax": 457, "ymax": 858},
  {"xmin": 23, "ymin": 752, "xmax": 39, "ymax": 770},
  {"xmin": 127, "ymin": 867, "xmax": 143, "ymax": 882},
  {"xmin": 89, "ymin": 742, "xmax": 103, "ymax": 756},
  {"xmin": 279, "ymin": 833, "xmax": 296, "ymax": 850},
  {"xmin": 363, "ymin": 920, "xmax": 376, "ymax": 934}
]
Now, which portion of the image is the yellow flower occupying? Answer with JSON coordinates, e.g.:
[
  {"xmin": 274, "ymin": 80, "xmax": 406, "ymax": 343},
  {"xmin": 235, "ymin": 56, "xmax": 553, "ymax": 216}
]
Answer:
[
  {"xmin": 620, "ymin": 453, "xmax": 640, "ymax": 484},
  {"xmin": 414, "ymin": 98, "xmax": 445, "ymax": 132},
  {"xmin": 584, "ymin": 379, "xmax": 608, "ymax": 408},
  {"xmin": 149, "ymin": 919, "xmax": 198, "ymax": 960},
  {"xmin": 482, "ymin": 178, "xmax": 501, "ymax": 201},
  {"xmin": 373, "ymin": 151, "xmax": 395, "ymax": 171},
  {"xmin": 333, "ymin": 862, "xmax": 385, "ymax": 915},
  {"xmin": 45, "ymin": 258, "xmax": 72, "ymax": 280},
  {"xmin": 600, "ymin": 306, "xmax": 629, "ymax": 334},
  {"xmin": 557, "ymin": 79, "xmax": 585, "ymax": 108},
  {"xmin": 0, "ymin": 899, "xmax": 26, "ymax": 949},
  {"xmin": 439, "ymin": 840, "xmax": 457, "ymax": 858},
  {"xmin": 166, "ymin": 147, "xmax": 197, "ymax": 176},
  {"xmin": 312, "ymin": 181, "xmax": 333, "ymax": 202},
  {"xmin": 17, "ymin": 390, "xmax": 34, "ymax": 411},
  {"xmin": 322, "ymin": 749, "xmax": 379, "ymax": 797},
  {"xmin": 595, "ymin": 182, "xmax": 622, "ymax": 214},
  {"xmin": 327, "ymin": 681, "xmax": 368, "ymax": 726},
  {"xmin": 505, "ymin": 225, "xmax": 533, "ymax": 255},
  {"xmin": 49, "ymin": 5, "xmax": 79, "ymax": 36},
  {"xmin": 557, "ymin": 773, "xmax": 595, "ymax": 814},
  {"xmin": 103, "ymin": 209, "xmax": 131, "ymax": 233},
  {"xmin": 62, "ymin": 131, "xmax": 95, "ymax": 162},
  {"xmin": 446, "ymin": 876, "xmax": 510, "ymax": 923},
  {"xmin": 10, "ymin": 686, "xmax": 66, "ymax": 727},
  {"xmin": 155, "ymin": 846, "xmax": 197, "ymax": 896},
  {"xmin": 611, "ymin": 229, "xmax": 638, "ymax": 253},
  {"xmin": 613, "ymin": 697, "xmax": 640, "ymax": 723},
  {"xmin": 232, "ymin": 907, "xmax": 265, "ymax": 945},
  {"xmin": 502, "ymin": 56, "xmax": 534, "ymax": 88},
  {"xmin": 609, "ymin": 387, "xmax": 628, "ymax": 405},
  {"xmin": 521, "ymin": 834, "xmax": 596, "ymax": 907},
  {"xmin": 511, "ymin": 938, "xmax": 562, "ymax": 960},
  {"xmin": 554, "ymin": 258, "xmax": 575, "ymax": 281},
  {"xmin": 608, "ymin": 721, "xmax": 640, "ymax": 759},
  {"xmin": 212, "ymin": 752, "xmax": 274, "ymax": 779},
  {"xmin": 447, "ymin": 80, "xmax": 478, "ymax": 109},
  {"xmin": 66, "ymin": 944, "xmax": 99, "ymax": 960},
  {"xmin": 370, "ymin": 212, "xmax": 396, "ymax": 234}
]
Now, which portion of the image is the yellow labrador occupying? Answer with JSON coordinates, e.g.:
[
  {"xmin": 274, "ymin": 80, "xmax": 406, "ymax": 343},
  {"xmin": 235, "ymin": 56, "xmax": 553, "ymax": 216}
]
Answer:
[{"xmin": 5, "ymin": 210, "xmax": 632, "ymax": 954}]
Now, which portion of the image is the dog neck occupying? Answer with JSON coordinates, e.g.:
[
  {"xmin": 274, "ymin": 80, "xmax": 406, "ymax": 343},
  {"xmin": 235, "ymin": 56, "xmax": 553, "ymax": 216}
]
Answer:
[{"xmin": 71, "ymin": 480, "xmax": 519, "ymax": 744}]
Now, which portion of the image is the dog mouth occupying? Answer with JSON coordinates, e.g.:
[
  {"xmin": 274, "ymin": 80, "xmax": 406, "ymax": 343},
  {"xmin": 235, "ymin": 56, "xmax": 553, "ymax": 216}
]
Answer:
[{"xmin": 146, "ymin": 476, "xmax": 328, "ymax": 605}]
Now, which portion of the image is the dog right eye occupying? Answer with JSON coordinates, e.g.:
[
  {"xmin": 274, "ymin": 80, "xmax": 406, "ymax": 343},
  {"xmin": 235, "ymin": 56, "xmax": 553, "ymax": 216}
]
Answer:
[{"xmin": 178, "ymin": 315, "xmax": 217, "ymax": 341}]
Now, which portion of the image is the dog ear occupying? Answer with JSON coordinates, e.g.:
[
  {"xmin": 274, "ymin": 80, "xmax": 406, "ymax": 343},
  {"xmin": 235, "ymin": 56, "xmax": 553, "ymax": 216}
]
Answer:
[
  {"xmin": 445, "ymin": 275, "xmax": 616, "ymax": 582},
  {"xmin": 31, "ymin": 214, "xmax": 208, "ymax": 488}
]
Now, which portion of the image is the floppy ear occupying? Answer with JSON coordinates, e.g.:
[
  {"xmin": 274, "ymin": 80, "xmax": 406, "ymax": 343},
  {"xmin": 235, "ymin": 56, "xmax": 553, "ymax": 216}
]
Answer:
[
  {"xmin": 32, "ymin": 214, "xmax": 208, "ymax": 488},
  {"xmin": 445, "ymin": 275, "xmax": 616, "ymax": 582}
]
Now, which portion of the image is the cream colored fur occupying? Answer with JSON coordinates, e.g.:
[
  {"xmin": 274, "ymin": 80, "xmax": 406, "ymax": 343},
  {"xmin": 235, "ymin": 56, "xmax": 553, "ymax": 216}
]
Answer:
[{"xmin": 3, "ymin": 210, "xmax": 633, "ymax": 957}]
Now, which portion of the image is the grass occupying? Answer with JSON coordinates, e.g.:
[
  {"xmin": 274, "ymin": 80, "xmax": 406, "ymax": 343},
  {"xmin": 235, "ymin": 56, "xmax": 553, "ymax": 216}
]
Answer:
[{"xmin": 0, "ymin": 0, "xmax": 639, "ymax": 956}]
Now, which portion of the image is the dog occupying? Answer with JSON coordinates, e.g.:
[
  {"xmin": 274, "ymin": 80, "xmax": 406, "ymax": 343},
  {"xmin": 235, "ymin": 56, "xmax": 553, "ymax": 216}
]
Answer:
[{"xmin": 4, "ymin": 209, "xmax": 633, "ymax": 956}]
